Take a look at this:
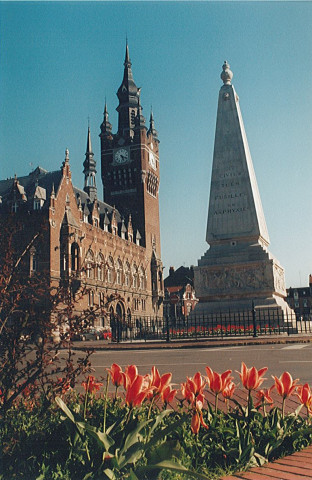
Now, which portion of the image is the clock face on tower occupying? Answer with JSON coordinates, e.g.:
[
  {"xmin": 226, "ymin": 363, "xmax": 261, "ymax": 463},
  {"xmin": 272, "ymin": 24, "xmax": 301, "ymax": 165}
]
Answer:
[
  {"xmin": 114, "ymin": 148, "xmax": 129, "ymax": 164},
  {"xmin": 149, "ymin": 151, "xmax": 156, "ymax": 170}
]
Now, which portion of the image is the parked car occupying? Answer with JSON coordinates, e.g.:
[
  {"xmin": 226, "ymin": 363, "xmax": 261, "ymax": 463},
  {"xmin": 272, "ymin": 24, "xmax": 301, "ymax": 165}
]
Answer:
[
  {"xmin": 71, "ymin": 328, "xmax": 101, "ymax": 341},
  {"xmin": 98, "ymin": 327, "xmax": 112, "ymax": 341}
]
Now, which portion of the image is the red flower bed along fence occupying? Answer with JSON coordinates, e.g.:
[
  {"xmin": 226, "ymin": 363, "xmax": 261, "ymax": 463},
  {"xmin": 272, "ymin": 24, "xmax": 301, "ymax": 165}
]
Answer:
[{"xmin": 110, "ymin": 308, "xmax": 312, "ymax": 342}]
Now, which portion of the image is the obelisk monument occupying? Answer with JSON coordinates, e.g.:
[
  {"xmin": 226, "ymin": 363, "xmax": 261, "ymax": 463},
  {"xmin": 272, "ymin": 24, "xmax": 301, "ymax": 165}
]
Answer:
[{"xmin": 194, "ymin": 62, "xmax": 292, "ymax": 318}]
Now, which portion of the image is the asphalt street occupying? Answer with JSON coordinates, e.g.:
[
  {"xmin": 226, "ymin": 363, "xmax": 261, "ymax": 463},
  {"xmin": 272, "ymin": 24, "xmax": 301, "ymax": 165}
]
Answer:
[{"xmin": 69, "ymin": 342, "xmax": 312, "ymax": 391}]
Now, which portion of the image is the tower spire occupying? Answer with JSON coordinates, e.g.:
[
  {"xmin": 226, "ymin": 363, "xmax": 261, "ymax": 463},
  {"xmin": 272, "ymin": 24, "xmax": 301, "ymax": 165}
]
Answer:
[
  {"xmin": 83, "ymin": 125, "xmax": 97, "ymax": 201},
  {"xmin": 100, "ymin": 100, "xmax": 112, "ymax": 137},
  {"xmin": 116, "ymin": 41, "xmax": 141, "ymax": 137},
  {"xmin": 148, "ymin": 106, "xmax": 158, "ymax": 141}
]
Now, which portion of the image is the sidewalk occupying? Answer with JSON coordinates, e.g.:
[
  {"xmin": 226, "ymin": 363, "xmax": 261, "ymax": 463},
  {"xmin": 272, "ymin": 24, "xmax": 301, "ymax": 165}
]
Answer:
[
  {"xmin": 220, "ymin": 445, "xmax": 312, "ymax": 479},
  {"xmin": 71, "ymin": 334, "xmax": 312, "ymax": 351}
]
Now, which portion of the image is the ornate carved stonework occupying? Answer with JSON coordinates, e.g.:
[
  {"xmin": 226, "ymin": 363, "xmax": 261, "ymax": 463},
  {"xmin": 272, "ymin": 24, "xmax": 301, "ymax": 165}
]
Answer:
[
  {"xmin": 273, "ymin": 263, "xmax": 286, "ymax": 295},
  {"xmin": 197, "ymin": 263, "xmax": 273, "ymax": 297}
]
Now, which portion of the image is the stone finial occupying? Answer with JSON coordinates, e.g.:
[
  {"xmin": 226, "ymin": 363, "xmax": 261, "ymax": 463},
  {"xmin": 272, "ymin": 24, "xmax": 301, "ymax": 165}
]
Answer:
[
  {"xmin": 65, "ymin": 148, "xmax": 70, "ymax": 163},
  {"xmin": 221, "ymin": 61, "xmax": 233, "ymax": 85}
]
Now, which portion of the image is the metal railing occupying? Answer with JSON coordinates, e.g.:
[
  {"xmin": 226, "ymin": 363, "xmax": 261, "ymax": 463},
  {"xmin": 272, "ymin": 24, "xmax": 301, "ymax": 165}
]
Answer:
[{"xmin": 109, "ymin": 307, "xmax": 312, "ymax": 343}]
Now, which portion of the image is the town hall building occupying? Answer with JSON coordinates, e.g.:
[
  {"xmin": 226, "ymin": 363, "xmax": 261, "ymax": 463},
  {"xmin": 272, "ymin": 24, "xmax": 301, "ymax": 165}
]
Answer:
[{"xmin": 0, "ymin": 44, "xmax": 164, "ymax": 328}]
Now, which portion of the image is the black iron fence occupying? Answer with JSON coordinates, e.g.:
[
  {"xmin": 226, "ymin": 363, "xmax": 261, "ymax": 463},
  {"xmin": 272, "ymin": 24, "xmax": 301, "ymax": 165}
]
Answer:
[{"xmin": 110, "ymin": 307, "xmax": 312, "ymax": 343}]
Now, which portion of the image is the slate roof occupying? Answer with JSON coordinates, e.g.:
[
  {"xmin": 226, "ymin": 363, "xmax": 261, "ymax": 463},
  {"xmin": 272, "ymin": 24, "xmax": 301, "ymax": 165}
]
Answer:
[
  {"xmin": 0, "ymin": 166, "xmax": 123, "ymax": 226},
  {"xmin": 164, "ymin": 266, "xmax": 194, "ymax": 288},
  {"xmin": 0, "ymin": 167, "xmax": 62, "ymax": 210}
]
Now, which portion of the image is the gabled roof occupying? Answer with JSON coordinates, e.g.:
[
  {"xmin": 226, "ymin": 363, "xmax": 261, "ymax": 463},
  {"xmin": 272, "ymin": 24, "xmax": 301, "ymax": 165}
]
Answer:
[
  {"xmin": 164, "ymin": 266, "xmax": 194, "ymax": 288},
  {"xmin": 0, "ymin": 167, "xmax": 62, "ymax": 209}
]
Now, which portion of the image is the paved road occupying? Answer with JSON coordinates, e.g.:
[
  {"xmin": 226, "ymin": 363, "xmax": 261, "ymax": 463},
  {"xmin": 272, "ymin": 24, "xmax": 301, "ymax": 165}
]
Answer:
[{"xmin": 70, "ymin": 343, "xmax": 312, "ymax": 390}]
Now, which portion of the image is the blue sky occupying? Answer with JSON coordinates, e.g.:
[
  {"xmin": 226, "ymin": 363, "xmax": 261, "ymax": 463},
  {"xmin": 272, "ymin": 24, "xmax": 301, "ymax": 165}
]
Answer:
[{"xmin": 1, "ymin": 1, "xmax": 311, "ymax": 288}]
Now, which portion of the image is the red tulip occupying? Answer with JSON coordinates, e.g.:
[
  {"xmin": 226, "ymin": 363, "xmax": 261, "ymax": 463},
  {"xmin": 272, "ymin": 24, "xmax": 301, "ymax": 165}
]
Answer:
[
  {"xmin": 181, "ymin": 372, "xmax": 206, "ymax": 406},
  {"xmin": 107, "ymin": 363, "xmax": 124, "ymax": 388},
  {"xmin": 148, "ymin": 366, "xmax": 172, "ymax": 399},
  {"xmin": 273, "ymin": 371, "xmax": 299, "ymax": 418},
  {"xmin": 125, "ymin": 374, "xmax": 152, "ymax": 407},
  {"xmin": 161, "ymin": 385, "xmax": 177, "ymax": 405},
  {"xmin": 255, "ymin": 386, "xmax": 274, "ymax": 408},
  {"xmin": 222, "ymin": 381, "xmax": 236, "ymax": 400},
  {"xmin": 191, "ymin": 403, "xmax": 209, "ymax": 435},
  {"xmin": 123, "ymin": 365, "xmax": 139, "ymax": 388},
  {"xmin": 205, "ymin": 367, "xmax": 232, "ymax": 395},
  {"xmin": 82, "ymin": 375, "xmax": 103, "ymax": 394},
  {"xmin": 273, "ymin": 371, "xmax": 299, "ymax": 399},
  {"xmin": 296, "ymin": 383, "xmax": 312, "ymax": 410},
  {"xmin": 237, "ymin": 362, "xmax": 268, "ymax": 391}
]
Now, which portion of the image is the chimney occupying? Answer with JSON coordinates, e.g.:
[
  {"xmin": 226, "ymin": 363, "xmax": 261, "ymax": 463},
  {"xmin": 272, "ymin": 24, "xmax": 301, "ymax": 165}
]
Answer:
[{"xmin": 169, "ymin": 266, "xmax": 175, "ymax": 276}]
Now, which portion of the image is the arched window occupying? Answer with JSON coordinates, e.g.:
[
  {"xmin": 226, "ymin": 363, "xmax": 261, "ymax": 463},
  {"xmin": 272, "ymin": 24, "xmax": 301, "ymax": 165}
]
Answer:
[
  {"xmin": 97, "ymin": 253, "xmax": 104, "ymax": 281},
  {"xmin": 88, "ymin": 290, "xmax": 94, "ymax": 307},
  {"xmin": 86, "ymin": 249, "xmax": 94, "ymax": 279},
  {"xmin": 71, "ymin": 243, "xmax": 80, "ymax": 272},
  {"xmin": 60, "ymin": 242, "xmax": 68, "ymax": 276},
  {"xmin": 116, "ymin": 258, "xmax": 123, "ymax": 285}
]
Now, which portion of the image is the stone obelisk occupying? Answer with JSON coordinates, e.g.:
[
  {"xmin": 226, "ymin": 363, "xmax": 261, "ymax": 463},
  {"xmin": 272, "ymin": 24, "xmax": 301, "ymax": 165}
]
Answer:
[{"xmin": 193, "ymin": 62, "xmax": 292, "ymax": 318}]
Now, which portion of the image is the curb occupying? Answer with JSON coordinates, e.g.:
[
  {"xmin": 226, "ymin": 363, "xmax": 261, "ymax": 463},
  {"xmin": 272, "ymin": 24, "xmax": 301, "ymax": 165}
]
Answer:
[{"xmin": 71, "ymin": 335, "xmax": 312, "ymax": 351}]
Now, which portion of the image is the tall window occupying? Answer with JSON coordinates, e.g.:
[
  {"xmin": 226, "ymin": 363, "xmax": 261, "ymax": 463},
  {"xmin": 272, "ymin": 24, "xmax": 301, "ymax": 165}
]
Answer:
[
  {"xmin": 30, "ymin": 246, "xmax": 38, "ymax": 274},
  {"xmin": 88, "ymin": 290, "xmax": 94, "ymax": 307},
  {"xmin": 71, "ymin": 243, "xmax": 79, "ymax": 272},
  {"xmin": 86, "ymin": 250, "xmax": 94, "ymax": 279}
]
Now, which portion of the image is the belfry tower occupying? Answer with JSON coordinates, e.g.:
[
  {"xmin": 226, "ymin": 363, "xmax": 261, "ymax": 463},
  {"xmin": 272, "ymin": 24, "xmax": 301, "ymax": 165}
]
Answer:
[
  {"xmin": 194, "ymin": 62, "xmax": 294, "ymax": 320},
  {"xmin": 100, "ymin": 42, "xmax": 163, "ymax": 307}
]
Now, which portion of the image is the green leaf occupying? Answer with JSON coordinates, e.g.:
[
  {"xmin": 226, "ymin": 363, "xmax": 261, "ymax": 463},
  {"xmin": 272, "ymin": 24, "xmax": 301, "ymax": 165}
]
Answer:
[
  {"xmin": 138, "ymin": 460, "xmax": 210, "ymax": 479},
  {"xmin": 128, "ymin": 469, "xmax": 140, "ymax": 480},
  {"xmin": 103, "ymin": 468, "xmax": 116, "ymax": 480},
  {"xmin": 147, "ymin": 440, "xmax": 181, "ymax": 464},
  {"xmin": 84, "ymin": 423, "xmax": 115, "ymax": 451},
  {"xmin": 82, "ymin": 473, "xmax": 94, "ymax": 480},
  {"xmin": 121, "ymin": 418, "xmax": 151, "ymax": 455}
]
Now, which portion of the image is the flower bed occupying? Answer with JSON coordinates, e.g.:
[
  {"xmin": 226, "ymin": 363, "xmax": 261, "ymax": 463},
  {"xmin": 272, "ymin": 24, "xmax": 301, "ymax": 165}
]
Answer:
[{"xmin": 1, "ymin": 363, "xmax": 312, "ymax": 479}]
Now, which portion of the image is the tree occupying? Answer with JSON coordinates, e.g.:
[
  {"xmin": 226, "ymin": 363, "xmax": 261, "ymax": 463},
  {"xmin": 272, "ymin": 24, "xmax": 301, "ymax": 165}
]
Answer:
[{"xmin": 0, "ymin": 213, "xmax": 114, "ymax": 414}]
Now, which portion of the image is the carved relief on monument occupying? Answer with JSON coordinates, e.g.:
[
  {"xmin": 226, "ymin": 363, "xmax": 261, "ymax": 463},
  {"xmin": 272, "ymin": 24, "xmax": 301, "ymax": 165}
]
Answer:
[
  {"xmin": 198, "ymin": 263, "xmax": 272, "ymax": 296},
  {"xmin": 273, "ymin": 262, "xmax": 286, "ymax": 295}
]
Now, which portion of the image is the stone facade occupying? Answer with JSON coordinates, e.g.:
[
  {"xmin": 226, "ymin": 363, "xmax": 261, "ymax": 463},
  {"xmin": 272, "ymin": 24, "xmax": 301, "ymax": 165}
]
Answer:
[{"xmin": 0, "ymin": 44, "xmax": 164, "ymax": 327}]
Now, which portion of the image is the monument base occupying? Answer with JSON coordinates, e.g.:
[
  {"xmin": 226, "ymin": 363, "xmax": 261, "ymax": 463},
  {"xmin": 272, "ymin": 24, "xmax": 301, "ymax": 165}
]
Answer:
[{"xmin": 193, "ymin": 241, "xmax": 295, "ymax": 328}]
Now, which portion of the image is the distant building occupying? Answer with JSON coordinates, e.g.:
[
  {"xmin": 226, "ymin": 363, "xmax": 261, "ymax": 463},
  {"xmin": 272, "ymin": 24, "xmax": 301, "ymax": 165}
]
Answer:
[
  {"xmin": 164, "ymin": 266, "xmax": 198, "ymax": 317},
  {"xmin": 286, "ymin": 275, "xmax": 312, "ymax": 320},
  {"xmin": 0, "ymin": 43, "xmax": 163, "ymax": 327}
]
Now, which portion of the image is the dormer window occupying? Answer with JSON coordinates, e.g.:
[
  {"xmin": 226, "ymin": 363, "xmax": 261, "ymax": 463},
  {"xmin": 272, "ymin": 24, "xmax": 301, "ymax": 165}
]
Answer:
[
  {"xmin": 94, "ymin": 218, "xmax": 98, "ymax": 228},
  {"xmin": 33, "ymin": 198, "xmax": 43, "ymax": 210}
]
